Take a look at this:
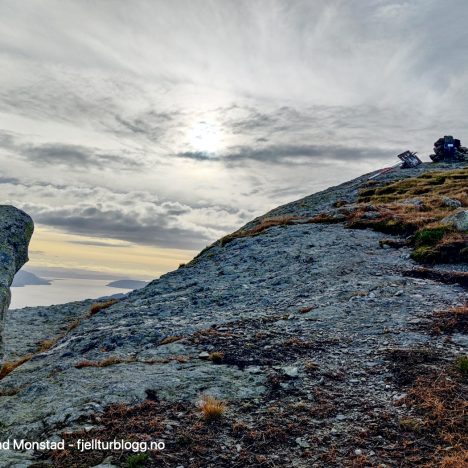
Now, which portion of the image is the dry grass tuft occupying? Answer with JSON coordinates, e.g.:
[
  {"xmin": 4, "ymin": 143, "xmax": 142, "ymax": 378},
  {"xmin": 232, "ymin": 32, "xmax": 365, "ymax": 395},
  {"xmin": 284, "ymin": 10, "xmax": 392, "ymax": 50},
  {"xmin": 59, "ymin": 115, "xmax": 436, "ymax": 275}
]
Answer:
[
  {"xmin": 0, "ymin": 386, "xmax": 21, "ymax": 396},
  {"xmin": 220, "ymin": 216, "xmax": 301, "ymax": 246},
  {"xmin": 0, "ymin": 354, "xmax": 34, "ymax": 380},
  {"xmin": 208, "ymin": 351, "xmax": 225, "ymax": 363},
  {"xmin": 87, "ymin": 299, "xmax": 119, "ymax": 317},
  {"xmin": 174, "ymin": 355, "xmax": 190, "ymax": 363},
  {"xmin": 198, "ymin": 394, "xmax": 226, "ymax": 421},
  {"xmin": 66, "ymin": 318, "xmax": 82, "ymax": 332},
  {"xmin": 439, "ymin": 450, "xmax": 468, "ymax": 467},
  {"xmin": 431, "ymin": 303, "xmax": 468, "ymax": 335},
  {"xmin": 37, "ymin": 336, "xmax": 62, "ymax": 352},
  {"xmin": 159, "ymin": 335, "xmax": 183, "ymax": 345},
  {"xmin": 75, "ymin": 356, "xmax": 134, "ymax": 369},
  {"xmin": 359, "ymin": 168, "xmax": 468, "ymax": 205},
  {"xmin": 403, "ymin": 368, "xmax": 467, "ymax": 461},
  {"xmin": 309, "ymin": 213, "xmax": 343, "ymax": 223}
]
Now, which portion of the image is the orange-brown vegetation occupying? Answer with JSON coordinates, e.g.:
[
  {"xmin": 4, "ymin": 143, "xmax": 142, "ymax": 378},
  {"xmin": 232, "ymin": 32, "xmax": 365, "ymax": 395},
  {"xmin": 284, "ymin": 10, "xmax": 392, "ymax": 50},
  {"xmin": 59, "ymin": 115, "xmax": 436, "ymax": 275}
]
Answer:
[
  {"xmin": 219, "ymin": 216, "xmax": 301, "ymax": 246},
  {"xmin": 345, "ymin": 169, "xmax": 468, "ymax": 263},
  {"xmin": 0, "ymin": 353, "xmax": 33, "ymax": 380},
  {"xmin": 208, "ymin": 351, "xmax": 225, "ymax": 363},
  {"xmin": 0, "ymin": 386, "xmax": 21, "ymax": 396},
  {"xmin": 431, "ymin": 303, "xmax": 468, "ymax": 335},
  {"xmin": 159, "ymin": 335, "xmax": 183, "ymax": 345},
  {"xmin": 87, "ymin": 299, "xmax": 119, "ymax": 317},
  {"xmin": 403, "ymin": 367, "xmax": 468, "ymax": 466},
  {"xmin": 74, "ymin": 356, "xmax": 134, "ymax": 369},
  {"xmin": 198, "ymin": 394, "xmax": 226, "ymax": 421}
]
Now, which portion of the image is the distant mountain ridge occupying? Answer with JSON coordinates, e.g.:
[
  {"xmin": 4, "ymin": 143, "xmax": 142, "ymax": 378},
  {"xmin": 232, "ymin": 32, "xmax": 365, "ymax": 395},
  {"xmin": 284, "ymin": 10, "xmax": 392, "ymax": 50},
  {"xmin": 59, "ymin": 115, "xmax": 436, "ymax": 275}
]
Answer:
[
  {"xmin": 106, "ymin": 279, "xmax": 148, "ymax": 290},
  {"xmin": 11, "ymin": 270, "xmax": 51, "ymax": 287}
]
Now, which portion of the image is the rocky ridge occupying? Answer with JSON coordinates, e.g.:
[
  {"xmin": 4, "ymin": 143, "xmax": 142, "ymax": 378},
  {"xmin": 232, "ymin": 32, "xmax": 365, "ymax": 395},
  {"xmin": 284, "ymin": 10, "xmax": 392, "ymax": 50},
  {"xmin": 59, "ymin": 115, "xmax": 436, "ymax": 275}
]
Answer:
[{"xmin": 0, "ymin": 163, "xmax": 466, "ymax": 467}]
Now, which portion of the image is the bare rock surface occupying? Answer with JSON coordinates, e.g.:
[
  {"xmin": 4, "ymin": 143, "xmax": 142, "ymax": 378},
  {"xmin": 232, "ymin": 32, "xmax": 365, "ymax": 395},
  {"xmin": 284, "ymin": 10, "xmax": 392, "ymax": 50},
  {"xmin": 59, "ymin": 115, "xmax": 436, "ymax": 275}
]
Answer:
[
  {"xmin": 0, "ymin": 205, "xmax": 33, "ymax": 363},
  {"xmin": 0, "ymin": 163, "xmax": 466, "ymax": 467}
]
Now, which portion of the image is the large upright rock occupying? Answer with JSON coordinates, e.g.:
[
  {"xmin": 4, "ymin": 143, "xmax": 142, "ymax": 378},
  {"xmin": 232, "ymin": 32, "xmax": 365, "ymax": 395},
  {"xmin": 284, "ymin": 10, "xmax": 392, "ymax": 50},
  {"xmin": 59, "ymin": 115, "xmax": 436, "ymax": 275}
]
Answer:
[{"xmin": 0, "ymin": 205, "xmax": 33, "ymax": 361}]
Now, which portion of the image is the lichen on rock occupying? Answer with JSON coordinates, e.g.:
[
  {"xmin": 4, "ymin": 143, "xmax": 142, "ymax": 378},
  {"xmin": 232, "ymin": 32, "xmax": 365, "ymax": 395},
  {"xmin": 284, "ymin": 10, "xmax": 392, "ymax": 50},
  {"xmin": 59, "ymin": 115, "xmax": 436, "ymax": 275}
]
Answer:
[{"xmin": 0, "ymin": 205, "xmax": 34, "ymax": 362}]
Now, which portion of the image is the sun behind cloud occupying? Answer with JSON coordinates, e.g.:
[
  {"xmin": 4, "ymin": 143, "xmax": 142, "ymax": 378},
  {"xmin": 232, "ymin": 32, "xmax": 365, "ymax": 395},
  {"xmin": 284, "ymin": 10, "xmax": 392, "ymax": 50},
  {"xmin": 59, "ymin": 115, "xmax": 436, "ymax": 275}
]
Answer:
[{"xmin": 188, "ymin": 121, "xmax": 223, "ymax": 153}]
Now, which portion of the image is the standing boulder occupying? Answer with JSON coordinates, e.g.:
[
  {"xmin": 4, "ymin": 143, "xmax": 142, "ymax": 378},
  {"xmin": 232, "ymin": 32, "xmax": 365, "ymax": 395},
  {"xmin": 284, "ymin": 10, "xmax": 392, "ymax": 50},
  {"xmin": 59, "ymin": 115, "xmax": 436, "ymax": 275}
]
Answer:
[{"xmin": 0, "ymin": 205, "xmax": 34, "ymax": 362}]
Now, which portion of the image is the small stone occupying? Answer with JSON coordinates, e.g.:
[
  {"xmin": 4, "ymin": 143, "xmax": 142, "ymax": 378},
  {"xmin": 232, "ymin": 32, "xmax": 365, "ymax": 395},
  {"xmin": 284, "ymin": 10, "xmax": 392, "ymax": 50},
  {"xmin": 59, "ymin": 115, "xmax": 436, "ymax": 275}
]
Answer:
[
  {"xmin": 403, "ymin": 198, "xmax": 424, "ymax": 208},
  {"xmin": 442, "ymin": 197, "xmax": 462, "ymax": 209},
  {"xmin": 335, "ymin": 414, "xmax": 346, "ymax": 421},
  {"xmin": 198, "ymin": 351, "xmax": 210, "ymax": 359},
  {"xmin": 354, "ymin": 449, "xmax": 363, "ymax": 456},
  {"xmin": 394, "ymin": 290, "xmax": 403, "ymax": 296},
  {"xmin": 282, "ymin": 366, "xmax": 298, "ymax": 378},
  {"xmin": 392, "ymin": 393, "xmax": 407, "ymax": 403},
  {"xmin": 295, "ymin": 437, "xmax": 310, "ymax": 448}
]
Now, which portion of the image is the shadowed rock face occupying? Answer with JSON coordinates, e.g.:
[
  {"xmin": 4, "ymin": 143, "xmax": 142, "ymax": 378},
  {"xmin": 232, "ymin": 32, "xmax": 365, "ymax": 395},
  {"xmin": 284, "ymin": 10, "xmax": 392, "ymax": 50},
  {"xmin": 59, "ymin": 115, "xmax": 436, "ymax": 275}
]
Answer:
[{"xmin": 0, "ymin": 205, "xmax": 34, "ymax": 361}]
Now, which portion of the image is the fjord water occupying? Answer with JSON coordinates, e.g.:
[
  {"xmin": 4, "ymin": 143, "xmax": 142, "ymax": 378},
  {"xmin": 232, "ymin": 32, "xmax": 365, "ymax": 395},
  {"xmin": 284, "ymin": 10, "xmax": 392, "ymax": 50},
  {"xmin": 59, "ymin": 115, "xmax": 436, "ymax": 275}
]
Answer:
[{"xmin": 10, "ymin": 278, "xmax": 131, "ymax": 309}]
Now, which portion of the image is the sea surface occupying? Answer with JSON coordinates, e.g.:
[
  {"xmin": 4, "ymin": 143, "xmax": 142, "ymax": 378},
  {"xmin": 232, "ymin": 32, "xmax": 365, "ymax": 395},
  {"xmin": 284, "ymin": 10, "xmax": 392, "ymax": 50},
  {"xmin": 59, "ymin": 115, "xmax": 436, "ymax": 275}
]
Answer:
[{"xmin": 10, "ymin": 278, "xmax": 131, "ymax": 309}]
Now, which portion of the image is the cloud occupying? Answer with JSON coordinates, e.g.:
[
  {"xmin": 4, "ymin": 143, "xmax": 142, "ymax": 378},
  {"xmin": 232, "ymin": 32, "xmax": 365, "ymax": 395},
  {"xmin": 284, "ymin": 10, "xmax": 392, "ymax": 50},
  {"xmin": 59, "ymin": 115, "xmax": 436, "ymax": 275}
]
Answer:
[
  {"xmin": 176, "ymin": 151, "xmax": 220, "ymax": 161},
  {"xmin": 27, "ymin": 204, "xmax": 212, "ymax": 249},
  {"xmin": 175, "ymin": 143, "xmax": 393, "ymax": 165},
  {"xmin": 0, "ymin": 176, "xmax": 21, "ymax": 185},
  {"xmin": 68, "ymin": 240, "xmax": 131, "ymax": 248},
  {"xmin": 4, "ymin": 181, "xmax": 249, "ymax": 250},
  {"xmin": 22, "ymin": 143, "xmax": 139, "ymax": 170}
]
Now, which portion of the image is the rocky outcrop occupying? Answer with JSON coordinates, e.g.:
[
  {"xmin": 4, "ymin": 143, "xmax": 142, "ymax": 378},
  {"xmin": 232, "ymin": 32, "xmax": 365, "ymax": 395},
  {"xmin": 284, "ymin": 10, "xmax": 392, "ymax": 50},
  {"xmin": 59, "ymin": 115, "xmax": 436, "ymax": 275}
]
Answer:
[
  {"xmin": 0, "ymin": 164, "xmax": 466, "ymax": 467},
  {"xmin": 0, "ymin": 206, "xmax": 34, "ymax": 361}
]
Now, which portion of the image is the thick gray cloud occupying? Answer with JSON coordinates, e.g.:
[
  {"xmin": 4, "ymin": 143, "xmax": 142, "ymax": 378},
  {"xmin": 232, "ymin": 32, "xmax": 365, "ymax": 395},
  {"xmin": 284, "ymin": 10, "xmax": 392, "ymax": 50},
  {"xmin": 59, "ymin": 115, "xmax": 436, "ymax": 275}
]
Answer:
[
  {"xmin": 34, "ymin": 206, "xmax": 207, "ymax": 249},
  {"xmin": 4, "ymin": 181, "xmax": 248, "ymax": 249},
  {"xmin": 23, "ymin": 143, "xmax": 139, "ymax": 170},
  {"xmin": 177, "ymin": 143, "xmax": 393, "ymax": 165},
  {"xmin": 0, "ymin": 176, "xmax": 21, "ymax": 185}
]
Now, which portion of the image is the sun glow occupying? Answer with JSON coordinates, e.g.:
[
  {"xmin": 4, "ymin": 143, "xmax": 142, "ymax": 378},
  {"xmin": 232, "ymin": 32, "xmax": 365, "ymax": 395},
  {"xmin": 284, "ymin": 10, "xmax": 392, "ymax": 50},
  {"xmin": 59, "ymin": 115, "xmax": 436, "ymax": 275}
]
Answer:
[{"xmin": 188, "ymin": 121, "xmax": 223, "ymax": 153}]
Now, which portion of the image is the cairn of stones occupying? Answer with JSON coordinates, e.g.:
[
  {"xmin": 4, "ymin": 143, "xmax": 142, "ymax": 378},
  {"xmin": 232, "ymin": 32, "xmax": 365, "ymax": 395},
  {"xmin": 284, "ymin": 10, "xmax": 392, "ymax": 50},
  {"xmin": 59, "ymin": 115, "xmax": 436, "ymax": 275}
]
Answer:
[{"xmin": 430, "ymin": 136, "xmax": 468, "ymax": 162}]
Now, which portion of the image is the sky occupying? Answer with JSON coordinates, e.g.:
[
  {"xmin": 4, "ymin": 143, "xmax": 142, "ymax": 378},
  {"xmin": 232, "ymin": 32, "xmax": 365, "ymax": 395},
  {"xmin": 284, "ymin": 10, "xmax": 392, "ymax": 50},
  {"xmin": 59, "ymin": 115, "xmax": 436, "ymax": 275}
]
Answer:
[{"xmin": 1, "ymin": 0, "xmax": 468, "ymax": 301}]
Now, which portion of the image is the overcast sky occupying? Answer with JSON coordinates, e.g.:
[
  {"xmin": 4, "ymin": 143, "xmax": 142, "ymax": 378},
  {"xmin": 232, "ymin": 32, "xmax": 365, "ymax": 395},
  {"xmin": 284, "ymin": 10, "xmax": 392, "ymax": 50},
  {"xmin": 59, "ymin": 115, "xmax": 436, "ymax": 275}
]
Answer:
[{"xmin": 1, "ymin": 0, "xmax": 467, "ymax": 281}]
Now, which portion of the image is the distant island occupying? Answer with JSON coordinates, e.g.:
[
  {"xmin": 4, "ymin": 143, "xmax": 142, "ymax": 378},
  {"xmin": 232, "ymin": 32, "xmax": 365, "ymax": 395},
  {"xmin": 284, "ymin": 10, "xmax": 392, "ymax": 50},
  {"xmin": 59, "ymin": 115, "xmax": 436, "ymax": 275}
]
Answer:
[
  {"xmin": 106, "ymin": 279, "xmax": 148, "ymax": 290},
  {"xmin": 11, "ymin": 270, "xmax": 51, "ymax": 287}
]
